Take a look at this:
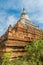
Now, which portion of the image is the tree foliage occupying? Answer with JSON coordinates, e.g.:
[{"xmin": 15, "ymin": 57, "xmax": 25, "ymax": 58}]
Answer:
[{"xmin": 25, "ymin": 38, "xmax": 43, "ymax": 65}]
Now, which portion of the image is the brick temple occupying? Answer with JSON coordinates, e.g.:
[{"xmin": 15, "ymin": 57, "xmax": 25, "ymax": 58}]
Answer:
[{"xmin": 0, "ymin": 8, "xmax": 42, "ymax": 58}]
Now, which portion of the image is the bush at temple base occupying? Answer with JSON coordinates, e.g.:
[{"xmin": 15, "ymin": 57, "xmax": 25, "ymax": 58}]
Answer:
[
  {"xmin": 2, "ymin": 38, "xmax": 43, "ymax": 65},
  {"xmin": 25, "ymin": 38, "xmax": 43, "ymax": 65}
]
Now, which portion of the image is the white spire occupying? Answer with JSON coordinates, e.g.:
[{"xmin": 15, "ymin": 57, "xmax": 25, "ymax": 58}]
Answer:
[
  {"xmin": 21, "ymin": 8, "xmax": 29, "ymax": 20},
  {"xmin": 22, "ymin": 8, "xmax": 26, "ymax": 14}
]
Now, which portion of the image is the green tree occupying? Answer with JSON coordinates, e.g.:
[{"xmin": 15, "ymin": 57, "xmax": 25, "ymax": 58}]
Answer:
[
  {"xmin": 26, "ymin": 38, "xmax": 43, "ymax": 65},
  {"xmin": 2, "ymin": 51, "xmax": 13, "ymax": 65}
]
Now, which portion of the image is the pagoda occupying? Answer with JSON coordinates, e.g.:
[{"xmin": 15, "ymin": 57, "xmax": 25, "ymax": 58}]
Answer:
[{"xmin": 0, "ymin": 8, "xmax": 41, "ymax": 58}]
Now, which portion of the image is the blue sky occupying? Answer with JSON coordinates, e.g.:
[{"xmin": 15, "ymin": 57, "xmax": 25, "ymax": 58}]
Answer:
[{"xmin": 0, "ymin": 0, "xmax": 43, "ymax": 36}]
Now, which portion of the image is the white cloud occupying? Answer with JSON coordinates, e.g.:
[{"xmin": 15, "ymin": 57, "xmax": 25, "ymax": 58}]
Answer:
[
  {"xmin": 0, "ymin": 10, "xmax": 18, "ymax": 35},
  {"xmin": 22, "ymin": 0, "xmax": 43, "ymax": 24},
  {"xmin": 37, "ymin": 17, "xmax": 43, "ymax": 23},
  {"xmin": 0, "ymin": 26, "xmax": 4, "ymax": 32},
  {"xmin": 7, "ymin": 15, "xmax": 17, "ymax": 26},
  {"xmin": 0, "ymin": 25, "xmax": 7, "ymax": 36},
  {"xmin": 23, "ymin": 0, "xmax": 37, "ymax": 12}
]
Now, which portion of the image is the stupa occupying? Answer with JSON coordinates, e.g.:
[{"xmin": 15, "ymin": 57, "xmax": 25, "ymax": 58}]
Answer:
[{"xmin": 0, "ymin": 8, "xmax": 41, "ymax": 58}]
